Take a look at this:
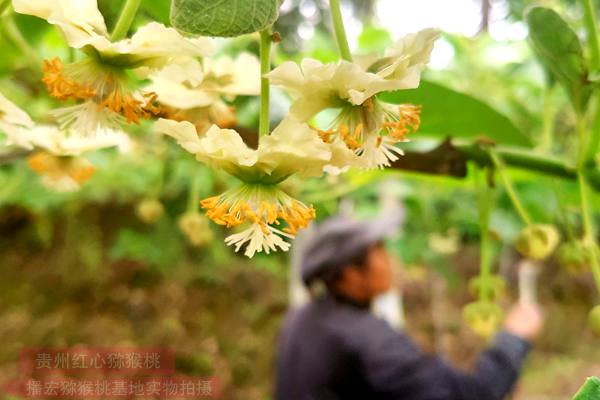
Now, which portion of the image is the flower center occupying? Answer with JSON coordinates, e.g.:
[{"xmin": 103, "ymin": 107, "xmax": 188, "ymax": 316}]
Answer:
[
  {"xmin": 200, "ymin": 184, "xmax": 316, "ymax": 235},
  {"xmin": 27, "ymin": 152, "xmax": 95, "ymax": 185},
  {"xmin": 42, "ymin": 58, "xmax": 161, "ymax": 124},
  {"xmin": 317, "ymin": 99, "xmax": 422, "ymax": 151}
]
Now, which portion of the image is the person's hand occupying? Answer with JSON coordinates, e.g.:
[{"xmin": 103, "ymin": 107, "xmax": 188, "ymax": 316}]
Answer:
[{"xmin": 504, "ymin": 302, "xmax": 544, "ymax": 341}]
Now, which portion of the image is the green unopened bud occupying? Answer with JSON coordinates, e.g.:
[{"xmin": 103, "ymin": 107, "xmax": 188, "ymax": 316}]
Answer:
[
  {"xmin": 136, "ymin": 199, "xmax": 164, "ymax": 224},
  {"xmin": 178, "ymin": 212, "xmax": 213, "ymax": 247},
  {"xmin": 557, "ymin": 240, "xmax": 597, "ymax": 275},
  {"xmin": 468, "ymin": 275, "xmax": 506, "ymax": 301},
  {"xmin": 463, "ymin": 301, "xmax": 504, "ymax": 338},
  {"xmin": 589, "ymin": 305, "xmax": 600, "ymax": 336},
  {"xmin": 515, "ymin": 224, "xmax": 560, "ymax": 261}
]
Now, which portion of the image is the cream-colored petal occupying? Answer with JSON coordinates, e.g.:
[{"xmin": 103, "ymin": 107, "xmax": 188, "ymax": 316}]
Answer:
[
  {"xmin": 149, "ymin": 63, "xmax": 215, "ymax": 109},
  {"xmin": 0, "ymin": 92, "xmax": 34, "ymax": 128},
  {"xmin": 12, "ymin": 0, "xmax": 108, "ymax": 46},
  {"xmin": 204, "ymin": 53, "xmax": 261, "ymax": 96},
  {"xmin": 26, "ymin": 125, "xmax": 126, "ymax": 156},
  {"xmin": 0, "ymin": 92, "xmax": 35, "ymax": 149},
  {"xmin": 257, "ymin": 118, "xmax": 331, "ymax": 178},
  {"xmin": 155, "ymin": 118, "xmax": 205, "ymax": 154},
  {"xmin": 196, "ymin": 125, "xmax": 258, "ymax": 169},
  {"xmin": 90, "ymin": 22, "xmax": 214, "ymax": 69}
]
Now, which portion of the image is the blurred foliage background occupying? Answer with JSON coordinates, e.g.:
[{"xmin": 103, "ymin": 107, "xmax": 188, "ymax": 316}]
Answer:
[{"xmin": 1, "ymin": 0, "xmax": 600, "ymax": 398}]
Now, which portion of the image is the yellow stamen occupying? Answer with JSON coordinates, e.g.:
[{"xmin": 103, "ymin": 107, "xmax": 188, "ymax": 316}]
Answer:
[
  {"xmin": 42, "ymin": 58, "xmax": 95, "ymax": 101},
  {"xmin": 398, "ymin": 104, "xmax": 422, "ymax": 133},
  {"xmin": 27, "ymin": 152, "xmax": 95, "ymax": 185},
  {"xmin": 42, "ymin": 58, "xmax": 162, "ymax": 124},
  {"xmin": 201, "ymin": 195, "xmax": 316, "ymax": 235}
]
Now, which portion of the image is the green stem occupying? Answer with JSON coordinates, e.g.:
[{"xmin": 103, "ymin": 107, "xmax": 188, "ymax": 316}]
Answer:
[
  {"xmin": 110, "ymin": 0, "xmax": 141, "ymax": 41},
  {"xmin": 490, "ymin": 150, "xmax": 533, "ymax": 226},
  {"xmin": 329, "ymin": 0, "xmax": 353, "ymax": 62},
  {"xmin": 551, "ymin": 179, "xmax": 576, "ymax": 241},
  {"xmin": 578, "ymin": 171, "xmax": 600, "ymax": 292},
  {"xmin": 456, "ymin": 144, "xmax": 600, "ymax": 192},
  {"xmin": 582, "ymin": 0, "xmax": 600, "ymax": 70},
  {"xmin": 585, "ymin": 96, "xmax": 600, "ymax": 164},
  {"xmin": 0, "ymin": 0, "xmax": 10, "ymax": 16},
  {"xmin": 476, "ymin": 168, "xmax": 494, "ymax": 302},
  {"xmin": 2, "ymin": 16, "xmax": 40, "ymax": 71},
  {"xmin": 259, "ymin": 29, "xmax": 272, "ymax": 137}
]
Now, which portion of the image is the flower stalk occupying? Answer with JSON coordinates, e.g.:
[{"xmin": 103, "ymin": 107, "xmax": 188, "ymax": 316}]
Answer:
[
  {"xmin": 110, "ymin": 0, "xmax": 142, "ymax": 41},
  {"xmin": 259, "ymin": 29, "xmax": 272, "ymax": 136},
  {"xmin": 582, "ymin": 0, "xmax": 600, "ymax": 71},
  {"xmin": 476, "ymin": 168, "xmax": 495, "ymax": 302},
  {"xmin": 329, "ymin": 0, "xmax": 353, "ymax": 62},
  {"xmin": 490, "ymin": 150, "xmax": 533, "ymax": 226}
]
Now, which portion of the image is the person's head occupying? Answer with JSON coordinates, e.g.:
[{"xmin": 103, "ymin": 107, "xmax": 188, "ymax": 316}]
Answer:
[
  {"xmin": 321, "ymin": 241, "xmax": 394, "ymax": 302},
  {"xmin": 300, "ymin": 211, "xmax": 403, "ymax": 302}
]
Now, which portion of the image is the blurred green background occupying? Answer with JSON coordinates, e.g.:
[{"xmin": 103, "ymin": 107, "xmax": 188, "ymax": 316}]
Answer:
[{"xmin": 1, "ymin": 0, "xmax": 600, "ymax": 398}]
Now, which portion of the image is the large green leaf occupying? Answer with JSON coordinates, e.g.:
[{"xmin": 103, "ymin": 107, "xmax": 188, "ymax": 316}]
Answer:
[
  {"xmin": 379, "ymin": 80, "xmax": 532, "ymax": 147},
  {"xmin": 572, "ymin": 377, "xmax": 600, "ymax": 400},
  {"xmin": 526, "ymin": 6, "xmax": 593, "ymax": 113},
  {"xmin": 170, "ymin": 0, "xmax": 283, "ymax": 37}
]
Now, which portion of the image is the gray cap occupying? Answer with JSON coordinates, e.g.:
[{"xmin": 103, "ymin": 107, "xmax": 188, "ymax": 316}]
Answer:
[{"xmin": 300, "ymin": 208, "xmax": 404, "ymax": 285}]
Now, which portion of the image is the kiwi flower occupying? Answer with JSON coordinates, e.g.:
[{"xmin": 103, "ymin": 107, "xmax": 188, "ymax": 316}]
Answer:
[
  {"xmin": 24, "ymin": 125, "xmax": 129, "ymax": 192},
  {"xmin": 13, "ymin": 0, "xmax": 213, "ymax": 136},
  {"xmin": 148, "ymin": 53, "xmax": 261, "ymax": 134},
  {"xmin": 267, "ymin": 28, "xmax": 440, "ymax": 169},
  {"xmin": 156, "ymin": 117, "xmax": 332, "ymax": 257}
]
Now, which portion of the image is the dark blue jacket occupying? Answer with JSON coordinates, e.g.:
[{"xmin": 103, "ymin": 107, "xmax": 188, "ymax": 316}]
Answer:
[{"xmin": 275, "ymin": 295, "xmax": 531, "ymax": 400}]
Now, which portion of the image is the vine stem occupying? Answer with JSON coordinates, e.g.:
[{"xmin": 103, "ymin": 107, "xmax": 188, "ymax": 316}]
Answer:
[
  {"xmin": 110, "ymin": 0, "xmax": 141, "ymax": 41},
  {"xmin": 489, "ymin": 150, "xmax": 533, "ymax": 226},
  {"xmin": 582, "ymin": 0, "xmax": 600, "ymax": 70},
  {"xmin": 259, "ymin": 29, "xmax": 272, "ymax": 136},
  {"xmin": 329, "ymin": 0, "xmax": 353, "ymax": 62},
  {"xmin": 476, "ymin": 168, "xmax": 494, "ymax": 302},
  {"xmin": 577, "ymin": 171, "xmax": 600, "ymax": 292}
]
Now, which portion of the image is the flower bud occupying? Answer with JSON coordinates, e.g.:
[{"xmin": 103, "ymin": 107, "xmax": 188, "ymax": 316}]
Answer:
[
  {"xmin": 135, "ymin": 199, "xmax": 164, "ymax": 224},
  {"xmin": 178, "ymin": 212, "xmax": 213, "ymax": 247},
  {"xmin": 589, "ymin": 305, "xmax": 600, "ymax": 336},
  {"xmin": 556, "ymin": 240, "xmax": 597, "ymax": 275},
  {"xmin": 463, "ymin": 301, "xmax": 504, "ymax": 338},
  {"xmin": 515, "ymin": 224, "xmax": 560, "ymax": 261}
]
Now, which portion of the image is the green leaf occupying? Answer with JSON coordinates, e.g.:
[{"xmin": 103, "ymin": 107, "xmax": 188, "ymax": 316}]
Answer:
[
  {"xmin": 170, "ymin": 0, "xmax": 283, "ymax": 38},
  {"xmin": 526, "ymin": 6, "xmax": 593, "ymax": 113},
  {"xmin": 572, "ymin": 377, "xmax": 600, "ymax": 400},
  {"xmin": 379, "ymin": 80, "xmax": 532, "ymax": 147}
]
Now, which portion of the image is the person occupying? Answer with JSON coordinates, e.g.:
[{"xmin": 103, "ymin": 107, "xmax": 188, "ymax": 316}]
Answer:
[{"xmin": 275, "ymin": 213, "xmax": 544, "ymax": 400}]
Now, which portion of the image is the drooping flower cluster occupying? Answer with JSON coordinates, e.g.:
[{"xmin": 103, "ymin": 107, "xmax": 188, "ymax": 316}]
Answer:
[
  {"xmin": 1, "ymin": 91, "xmax": 128, "ymax": 191},
  {"xmin": 156, "ymin": 117, "xmax": 332, "ymax": 257},
  {"xmin": 147, "ymin": 53, "xmax": 261, "ymax": 134},
  {"xmin": 5, "ymin": 0, "xmax": 440, "ymax": 256},
  {"xmin": 267, "ymin": 28, "xmax": 440, "ymax": 169},
  {"xmin": 155, "ymin": 29, "xmax": 440, "ymax": 256},
  {"xmin": 13, "ymin": 0, "xmax": 213, "ymax": 137}
]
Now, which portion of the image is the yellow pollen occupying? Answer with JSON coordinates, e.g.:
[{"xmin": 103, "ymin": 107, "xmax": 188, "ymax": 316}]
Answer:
[
  {"xmin": 201, "ymin": 195, "xmax": 316, "ymax": 234},
  {"xmin": 398, "ymin": 104, "xmax": 422, "ymax": 133},
  {"xmin": 42, "ymin": 58, "xmax": 163, "ymax": 124},
  {"xmin": 42, "ymin": 58, "xmax": 95, "ymax": 101},
  {"xmin": 27, "ymin": 152, "xmax": 95, "ymax": 185}
]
